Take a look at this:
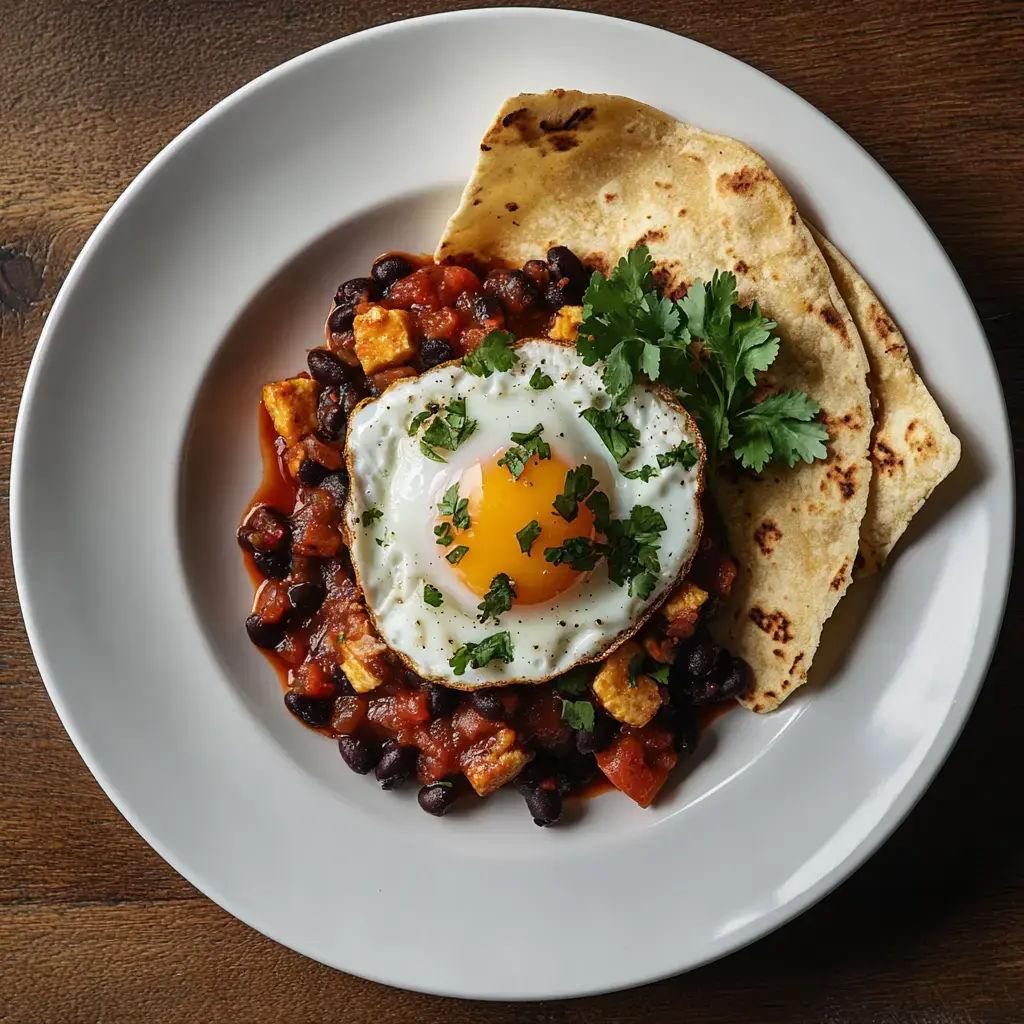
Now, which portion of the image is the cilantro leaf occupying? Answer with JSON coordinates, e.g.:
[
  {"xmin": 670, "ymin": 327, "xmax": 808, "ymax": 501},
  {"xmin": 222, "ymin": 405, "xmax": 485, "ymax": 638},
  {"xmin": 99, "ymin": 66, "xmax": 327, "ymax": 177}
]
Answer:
[
  {"xmin": 560, "ymin": 699, "xmax": 595, "ymax": 732},
  {"xmin": 516, "ymin": 520, "xmax": 541, "ymax": 555},
  {"xmin": 360, "ymin": 508, "xmax": 383, "ymax": 527},
  {"xmin": 657, "ymin": 440, "xmax": 699, "ymax": 471},
  {"xmin": 422, "ymin": 398, "xmax": 477, "ymax": 452},
  {"xmin": 477, "ymin": 573, "xmax": 516, "ymax": 624},
  {"xmin": 553, "ymin": 465, "xmax": 597, "ymax": 521},
  {"xmin": 580, "ymin": 406, "xmax": 641, "ymax": 462},
  {"xmin": 649, "ymin": 663, "xmax": 671, "ymax": 686},
  {"xmin": 462, "ymin": 329, "xmax": 519, "ymax": 377},
  {"xmin": 628, "ymin": 652, "xmax": 646, "ymax": 688},
  {"xmin": 585, "ymin": 490, "xmax": 613, "ymax": 533},
  {"xmin": 420, "ymin": 440, "xmax": 447, "ymax": 463},
  {"xmin": 446, "ymin": 545, "xmax": 469, "ymax": 565},
  {"xmin": 437, "ymin": 484, "xmax": 459, "ymax": 518},
  {"xmin": 529, "ymin": 367, "xmax": 554, "ymax": 391},
  {"xmin": 448, "ymin": 631, "xmax": 515, "ymax": 675},
  {"xmin": 543, "ymin": 537, "xmax": 601, "ymax": 571},
  {"xmin": 452, "ymin": 498, "xmax": 470, "ymax": 530},
  {"xmin": 601, "ymin": 505, "xmax": 666, "ymax": 597},
  {"xmin": 622, "ymin": 464, "xmax": 660, "ymax": 482},
  {"xmin": 408, "ymin": 404, "xmax": 438, "ymax": 436},
  {"xmin": 553, "ymin": 665, "xmax": 594, "ymax": 696},
  {"xmin": 731, "ymin": 392, "xmax": 828, "ymax": 471},
  {"xmin": 434, "ymin": 522, "xmax": 455, "ymax": 546},
  {"xmin": 423, "ymin": 584, "xmax": 443, "ymax": 607}
]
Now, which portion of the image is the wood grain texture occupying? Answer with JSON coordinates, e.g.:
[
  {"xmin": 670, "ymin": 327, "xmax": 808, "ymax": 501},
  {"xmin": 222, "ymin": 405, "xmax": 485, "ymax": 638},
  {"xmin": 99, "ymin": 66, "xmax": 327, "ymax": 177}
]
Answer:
[{"xmin": 1, "ymin": 1, "xmax": 1021, "ymax": 1021}]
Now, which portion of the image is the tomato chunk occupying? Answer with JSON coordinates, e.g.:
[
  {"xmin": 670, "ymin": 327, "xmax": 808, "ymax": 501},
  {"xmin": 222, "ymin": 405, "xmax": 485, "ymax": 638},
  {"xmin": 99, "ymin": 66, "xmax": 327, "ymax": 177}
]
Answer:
[
  {"xmin": 291, "ymin": 661, "xmax": 335, "ymax": 698},
  {"xmin": 385, "ymin": 268, "xmax": 438, "ymax": 309},
  {"xmin": 595, "ymin": 731, "xmax": 678, "ymax": 808},
  {"xmin": 418, "ymin": 307, "xmax": 463, "ymax": 341},
  {"xmin": 438, "ymin": 265, "xmax": 481, "ymax": 305}
]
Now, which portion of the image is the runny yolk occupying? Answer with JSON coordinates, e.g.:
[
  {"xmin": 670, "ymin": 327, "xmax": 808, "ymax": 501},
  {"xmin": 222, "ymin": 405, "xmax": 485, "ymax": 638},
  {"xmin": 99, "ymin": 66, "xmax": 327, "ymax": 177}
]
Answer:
[{"xmin": 446, "ymin": 450, "xmax": 597, "ymax": 604}]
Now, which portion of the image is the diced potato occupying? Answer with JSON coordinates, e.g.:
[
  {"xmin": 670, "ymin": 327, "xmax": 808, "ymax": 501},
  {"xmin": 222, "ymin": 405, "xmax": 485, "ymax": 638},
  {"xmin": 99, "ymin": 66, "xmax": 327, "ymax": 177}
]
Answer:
[
  {"xmin": 263, "ymin": 377, "xmax": 320, "ymax": 445},
  {"xmin": 592, "ymin": 641, "xmax": 662, "ymax": 727},
  {"xmin": 461, "ymin": 727, "xmax": 534, "ymax": 796},
  {"xmin": 662, "ymin": 580, "xmax": 709, "ymax": 639},
  {"xmin": 549, "ymin": 305, "xmax": 584, "ymax": 342},
  {"xmin": 339, "ymin": 633, "xmax": 389, "ymax": 694},
  {"xmin": 353, "ymin": 305, "xmax": 417, "ymax": 374}
]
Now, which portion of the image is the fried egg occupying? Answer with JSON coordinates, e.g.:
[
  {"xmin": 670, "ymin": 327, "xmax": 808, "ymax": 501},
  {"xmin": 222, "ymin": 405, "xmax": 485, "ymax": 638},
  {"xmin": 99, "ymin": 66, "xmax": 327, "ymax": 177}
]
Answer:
[{"xmin": 344, "ymin": 339, "xmax": 704, "ymax": 686}]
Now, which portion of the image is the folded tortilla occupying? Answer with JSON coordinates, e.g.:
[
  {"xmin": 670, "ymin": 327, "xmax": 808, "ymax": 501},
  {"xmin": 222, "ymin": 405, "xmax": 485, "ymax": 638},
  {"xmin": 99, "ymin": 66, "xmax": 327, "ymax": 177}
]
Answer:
[
  {"xmin": 438, "ymin": 91, "xmax": 920, "ymax": 711},
  {"xmin": 807, "ymin": 227, "xmax": 961, "ymax": 574}
]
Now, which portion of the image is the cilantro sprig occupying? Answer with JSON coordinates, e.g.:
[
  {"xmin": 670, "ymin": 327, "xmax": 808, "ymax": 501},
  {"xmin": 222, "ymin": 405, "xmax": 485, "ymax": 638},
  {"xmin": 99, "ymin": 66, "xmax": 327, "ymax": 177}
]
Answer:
[
  {"xmin": 448, "ymin": 631, "xmax": 515, "ymax": 675},
  {"xmin": 360, "ymin": 508, "xmax": 383, "ymax": 527},
  {"xmin": 529, "ymin": 367, "xmax": 554, "ymax": 390},
  {"xmin": 622, "ymin": 440, "xmax": 699, "ymax": 482},
  {"xmin": 423, "ymin": 584, "xmax": 444, "ymax": 607},
  {"xmin": 477, "ymin": 573, "xmax": 516, "ymax": 624},
  {"xmin": 580, "ymin": 406, "xmax": 640, "ymax": 462},
  {"xmin": 576, "ymin": 245, "xmax": 829, "ymax": 477},
  {"xmin": 437, "ymin": 483, "xmax": 470, "ymax": 530},
  {"xmin": 462, "ymin": 329, "xmax": 519, "ymax": 378}
]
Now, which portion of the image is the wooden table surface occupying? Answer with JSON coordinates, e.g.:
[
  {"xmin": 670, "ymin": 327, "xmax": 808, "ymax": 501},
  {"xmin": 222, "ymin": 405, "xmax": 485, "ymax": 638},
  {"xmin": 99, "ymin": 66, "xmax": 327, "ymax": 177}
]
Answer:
[{"xmin": 2, "ymin": 1, "xmax": 1022, "ymax": 1021}]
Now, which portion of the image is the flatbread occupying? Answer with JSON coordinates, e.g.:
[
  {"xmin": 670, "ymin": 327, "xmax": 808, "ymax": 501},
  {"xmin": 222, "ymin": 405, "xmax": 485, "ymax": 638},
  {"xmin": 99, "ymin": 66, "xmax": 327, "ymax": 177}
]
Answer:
[
  {"xmin": 808, "ymin": 226, "xmax": 961, "ymax": 573},
  {"xmin": 437, "ymin": 91, "xmax": 873, "ymax": 712}
]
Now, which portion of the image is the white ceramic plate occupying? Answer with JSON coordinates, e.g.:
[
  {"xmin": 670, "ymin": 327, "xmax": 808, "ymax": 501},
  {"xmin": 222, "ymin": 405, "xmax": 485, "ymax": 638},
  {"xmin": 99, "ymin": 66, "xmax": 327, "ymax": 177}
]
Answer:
[{"xmin": 12, "ymin": 8, "xmax": 1013, "ymax": 1000}]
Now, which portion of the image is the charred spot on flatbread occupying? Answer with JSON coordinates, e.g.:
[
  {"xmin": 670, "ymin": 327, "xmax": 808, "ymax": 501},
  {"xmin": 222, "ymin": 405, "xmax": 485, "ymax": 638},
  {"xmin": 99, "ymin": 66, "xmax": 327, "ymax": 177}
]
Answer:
[
  {"xmin": 871, "ymin": 439, "xmax": 904, "ymax": 474},
  {"xmin": 822, "ymin": 462, "xmax": 859, "ymax": 501},
  {"xmin": 717, "ymin": 167, "xmax": 768, "ymax": 195},
  {"xmin": 905, "ymin": 418, "xmax": 938, "ymax": 458},
  {"xmin": 749, "ymin": 606, "xmax": 795, "ymax": 643},
  {"xmin": 830, "ymin": 559, "xmax": 850, "ymax": 590},
  {"xmin": 754, "ymin": 518, "xmax": 782, "ymax": 557},
  {"xmin": 539, "ymin": 106, "xmax": 594, "ymax": 132},
  {"xmin": 636, "ymin": 228, "xmax": 667, "ymax": 246}
]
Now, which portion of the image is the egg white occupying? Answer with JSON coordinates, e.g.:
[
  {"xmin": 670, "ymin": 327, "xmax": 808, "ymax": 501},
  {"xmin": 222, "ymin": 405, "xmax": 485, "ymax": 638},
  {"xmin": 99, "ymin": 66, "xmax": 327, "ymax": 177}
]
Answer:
[{"xmin": 344, "ymin": 339, "xmax": 703, "ymax": 686}]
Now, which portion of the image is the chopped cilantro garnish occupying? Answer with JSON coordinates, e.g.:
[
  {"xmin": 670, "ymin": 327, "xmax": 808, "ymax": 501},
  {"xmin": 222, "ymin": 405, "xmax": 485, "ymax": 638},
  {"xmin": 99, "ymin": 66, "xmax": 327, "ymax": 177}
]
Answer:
[
  {"xmin": 423, "ymin": 584, "xmax": 444, "ymax": 607},
  {"xmin": 553, "ymin": 464, "xmax": 597, "ymax": 521},
  {"xmin": 437, "ymin": 484, "xmax": 471, "ymax": 531},
  {"xmin": 498, "ymin": 423, "xmax": 551, "ymax": 480},
  {"xmin": 560, "ymin": 698, "xmax": 595, "ymax": 732},
  {"xmin": 434, "ymin": 522, "xmax": 455, "ymax": 546},
  {"xmin": 627, "ymin": 652, "xmax": 646, "ymax": 688},
  {"xmin": 462, "ymin": 329, "xmax": 519, "ymax": 377},
  {"xmin": 446, "ymin": 545, "xmax": 469, "ymax": 565},
  {"xmin": 622, "ymin": 440, "xmax": 699, "ymax": 481},
  {"xmin": 407, "ymin": 403, "xmax": 439, "ymax": 436},
  {"xmin": 448, "ymin": 631, "xmax": 515, "ymax": 675},
  {"xmin": 585, "ymin": 490, "xmax": 613, "ymax": 532},
  {"xmin": 602, "ymin": 505, "xmax": 666, "ymax": 598},
  {"xmin": 649, "ymin": 663, "xmax": 671, "ymax": 686},
  {"xmin": 452, "ymin": 500, "xmax": 470, "ymax": 530},
  {"xmin": 529, "ymin": 367, "xmax": 554, "ymax": 390},
  {"xmin": 420, "ymin": 440, "xmax": 447, "ymax": 463},
  {"xmin": 435, "ymin": 780, "xmax": 453, "ymax": 789},
  {"xmin": 576, "ymin": 245, "xmax": 828, "ymax": 477},
  {"xmin": 553, "ymin": 665, "xmax": 594, "ymax": 696},
  {"xmin": 360, "ymin": 508, "xmax": 383, "ymax": 527},
  {"xmin": 477, "ymin": 573, "xmax": 516, "ymax": 624},
  {"xmin": 543, "ymin": 536, "xmax": 601, "ymax": 572},
  {"xmin": 580, "ymin": 406, "xmax": 641, "ymax": 462},
  {"xmin": 516, "ymin": 519, "xmax": 541, "ymax": 555}
]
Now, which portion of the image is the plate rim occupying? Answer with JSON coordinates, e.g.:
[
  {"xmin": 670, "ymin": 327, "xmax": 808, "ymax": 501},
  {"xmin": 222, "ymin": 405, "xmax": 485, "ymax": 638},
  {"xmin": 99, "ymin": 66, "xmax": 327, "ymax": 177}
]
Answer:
[{"xmin": 10, "ymin": 6, "xmax": 1015, "ymax": 999}]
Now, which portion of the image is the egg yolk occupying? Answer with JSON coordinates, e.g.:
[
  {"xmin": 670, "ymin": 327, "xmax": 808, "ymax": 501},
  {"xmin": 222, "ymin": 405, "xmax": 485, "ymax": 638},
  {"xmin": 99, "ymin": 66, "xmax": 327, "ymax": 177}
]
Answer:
[{"xmin": 445, "ymin": 450, "xmax": 597, "ymax": 605}]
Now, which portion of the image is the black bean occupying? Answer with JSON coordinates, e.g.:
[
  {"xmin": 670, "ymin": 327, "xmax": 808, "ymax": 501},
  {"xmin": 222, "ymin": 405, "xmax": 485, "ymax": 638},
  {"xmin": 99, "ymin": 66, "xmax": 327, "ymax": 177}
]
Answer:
[
  {"xmin": 252, "ymin": 548, "xmax": 290, "ymax": 580},
  {"xmin": 427, "ymin": 683, "xmax": 460, "ymax": 719},
  {"xmin": 245, "ymin": 613, "xmax": 284, "ymax": 649},
  {"xmin": 482, "ymin": 268, "xmax": 540, "ymax": 313},
  {"xmin": 328, "ymin": 302, "xmax": 356, "ymax": 335},
  {"xmin": 317, "ymin": 388, "xmax": 346, "ymax": 441},
  {"xmin": 524, "ymin": 784, "xmax": 562, "ymax": 826},
  {"xmin": 522, "ymin": 259, "xmax": 550, "ymax": 289},
  {"xmin": 418, "ymin": 782, "xmax": 459, "ymax": 816},
  {"xmin": 658, "ymin": 704, "xmax": 700, "ymax": 756},
  {"xmin": 338, "ymin": 734, "xmax": 380, "ymax": 774},
  {"xmin": 284, "ymin": 690, "xmax": 333, "ymax": 728},
  {"xmin": 680, "ymin": 656, "xmax": 751, "ymax": 705},
  {"xmin": 237, "ymin": 504, "xmax": 290, "ymax": 554},
  {"xmin": 543, "ymin": 281, "xmax": 573, "ymax": 309},
  {"xmin": 319, "ymin": 468, "xmax": 349, "ymax": 507},
  {"xmin": 329, "ymin": 663, "xmax": 358, "ymax": 698},
  {"xmin": 552, "ymin": 749, "xmax": 598, "ymax": 794},
  {"xmin": 335, "ymin": 276, "xmax": 379, "ymax": 305},
  {"xmin": 307, "ymin": 348, "xmax": 351, "ymax": 386},
  {"xmin": 685, "ymin": 641, "xmax": 720, "ymax": 681},
  {"xmin": 546, "ymin": 246, "xmax": 587, "ymax": 289},
  {"xmin": 297, "ymin": 458, "xmax": 329, "ymax": 488},
  {"xmin": 339, "ymin": 379, "xmax": 365, "ymax": 415},
  {"xmin": 374, "ymin": 741, "xmax": 417, "ymax": 789},
  {"xmin": 418, "ymin": 337, "xmax": 455, "ymax": 370},
  {"xmin": 576, "ymin": 710, "xmax": 615, "ymax": 755},
  {"xmin": 287, "ymin": 581, "xmax": 325, "ymax": 618},
  {"xmin": 371, "ymin": 254, "xmax": 414, "ymax": 289},
  {"xmin": 468, "ymin": 690, "xmax": 504, "ymax": 721},
  {"xmin": 512, "ymin": 759, "xmax": 549, "ymax": 794},
  {"xmin": 717, "ymin": 658, "xmax": 751, "ymax": 700}
]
